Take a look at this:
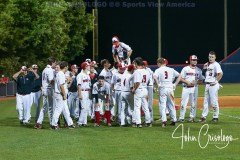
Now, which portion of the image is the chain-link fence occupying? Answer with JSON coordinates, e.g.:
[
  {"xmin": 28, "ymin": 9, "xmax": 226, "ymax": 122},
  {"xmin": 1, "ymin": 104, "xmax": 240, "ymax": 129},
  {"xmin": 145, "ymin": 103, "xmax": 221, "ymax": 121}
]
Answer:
[{"xmin": 0, "ymin": 81, "xmax": 17, "ymax": 97}]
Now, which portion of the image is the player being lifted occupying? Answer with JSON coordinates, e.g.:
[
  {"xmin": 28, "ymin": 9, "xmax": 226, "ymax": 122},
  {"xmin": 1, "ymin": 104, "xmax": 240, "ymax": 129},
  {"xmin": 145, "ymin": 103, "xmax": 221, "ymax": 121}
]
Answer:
[{"xmin": 112, "ymin": 36, "xmax": 133, "ymax": 66}]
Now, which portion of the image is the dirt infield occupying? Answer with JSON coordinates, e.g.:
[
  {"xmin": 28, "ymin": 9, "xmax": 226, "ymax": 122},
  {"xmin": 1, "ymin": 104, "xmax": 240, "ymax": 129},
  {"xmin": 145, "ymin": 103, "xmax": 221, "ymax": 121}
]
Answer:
[
  {"xmin": 0, "ymin": 96, "xmax": 240, "ymax": 108},
  {"xmin": 154, "ymin": 96, "xmax": 240, "ymax": 108}
]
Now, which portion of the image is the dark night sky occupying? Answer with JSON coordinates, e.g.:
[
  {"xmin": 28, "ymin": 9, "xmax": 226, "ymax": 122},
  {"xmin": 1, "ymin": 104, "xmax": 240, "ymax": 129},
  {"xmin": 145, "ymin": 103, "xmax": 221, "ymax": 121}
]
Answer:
[{"xmin": 75, "ymin": 0, "xmax": 240, "ymax": 65}]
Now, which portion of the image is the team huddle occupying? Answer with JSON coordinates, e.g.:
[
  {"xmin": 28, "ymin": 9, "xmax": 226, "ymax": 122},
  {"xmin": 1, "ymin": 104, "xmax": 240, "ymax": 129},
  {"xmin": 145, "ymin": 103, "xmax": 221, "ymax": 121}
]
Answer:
[{"xmin": 13, "ymin": 37, "xmax": 223, "ymax": 129}]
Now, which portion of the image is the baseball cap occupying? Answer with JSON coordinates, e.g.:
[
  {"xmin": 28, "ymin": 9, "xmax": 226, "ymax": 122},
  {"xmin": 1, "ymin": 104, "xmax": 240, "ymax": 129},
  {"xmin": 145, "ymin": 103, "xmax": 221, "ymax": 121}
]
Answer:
[
  {"xmin": 21, "ymin": 66, "xmax": 27, "ymax": 71},
  {"xmin": 85, "ymin": 58, "xmax": 91, "ymax": 63},
  {"xmin": 112, "ymin": 36, "xmax": 119, "ymax": 43},
  {"xmin": 189, "ymin": 55, "xmax": 198, "ymax": 60},
  {"xmin": 71, "ymin": 64, "xmax": 78, "ymax": 70},
  {"xmin": 32, "ymin": 64, "xmax": 38, "ymax": 69}
]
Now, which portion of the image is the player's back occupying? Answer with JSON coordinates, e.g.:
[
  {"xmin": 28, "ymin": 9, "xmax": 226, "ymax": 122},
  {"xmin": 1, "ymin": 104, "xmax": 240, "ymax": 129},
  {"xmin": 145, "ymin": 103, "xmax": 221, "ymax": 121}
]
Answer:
[
  {"xmin": 121, "ymin": 72, "xmax": 133, "ymax": 91},
  {"xmin": 42, "ymin": 65, "xmax": 54, "ymax": 90},
  {"xmin": 133, "ymin": 68, "xmax": 150, "ymax": 89},
  {"xmin": 154, "ymin": 66, "xmax": 179, "ymax": 87}
]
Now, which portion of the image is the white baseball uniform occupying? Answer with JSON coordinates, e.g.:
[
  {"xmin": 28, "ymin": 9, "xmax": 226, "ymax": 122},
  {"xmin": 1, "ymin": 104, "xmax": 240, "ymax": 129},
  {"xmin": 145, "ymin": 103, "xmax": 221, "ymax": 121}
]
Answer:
[
  {"xmin": 145, "ymin": 67, "xmax": 154, "ymax": 122},
  {"xmin": 92, "ymin": 82, "xmax": 111, "ymax": 125},
  {"xmin": 111, "ymin": 71, "xmax": 123, "ymax": 123},
  {"xmin": 37, "ymin": 65, "xmax": 54, "ymax": 125},
  {"xmin": 120, "ymin": 71, "xmax": 135, "ymax": 125},
  {"xmin": 202, "ymin": 62, "xmax": 223, "ymax": 119},
  {"xmin": 99, "ymin": 68, "xmax": 115, "ymax": 116},
  {"xmin": 77, "ymin": 71, "xmax": 91, "ymax": 125},
  {"xmin": 179, "ymin": 66, "xmax": 204, "ymax": 120},
  {"xmin": 51, "ymin": 70, "xmax": 73, "ymax": 127},
  {"xmin": 133, "ymin": 68, "xmax": 151, "ymax": 125},
  {"xmin": 112, "ymin": 42, "xmax": 132, "ymax": 66},
  {"xmin": 67, "ymin": 73, "xmax": 79, "ymax": 119},
  {"xmin": 154, "ymin": 66, "xmax": 179, "ymax": 123}
]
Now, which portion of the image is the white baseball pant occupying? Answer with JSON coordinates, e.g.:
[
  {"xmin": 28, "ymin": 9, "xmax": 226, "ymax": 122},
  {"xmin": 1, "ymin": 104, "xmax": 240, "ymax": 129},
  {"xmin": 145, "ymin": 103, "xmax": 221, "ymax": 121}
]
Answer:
[
  {"xmin": 159, "ymin": 87, "xmax": 177, "ymax": 122},
  {"xmin": 134, "ymin": 88, "xmax": 151, "ymax": 125},
  {"xmin": 16, "ymin": 93, "xmax": 32, "ymax": 123},
  {"xmin": 52, "ymin": 93, "xmax": 73, "ymax": 127},
  {"xmin": 77, "ymin": 90, "xmax": 91, "ymax": 125},
  {"xmin": 30, "ymin": 91, "xmax": 41, "ymax": 122},
  {"xmin": 37, "ymin": 88, "xmax": 53, "ymax": 125},
  {"xmin": 67, "ymin": 92, "xmax": 79, "ymax": 119},
  {"xmin": 114, "ymin": 90, "xmax": 122, "ymax": 122},
  {"xmin": 147, "ymin": 86, "xmax": 154, "ymax": 122},
  {"xmin": 179, "ymin": 86, "xmax": 198, "ymax": 120},
  {"xmin": 121, "ymin": 91, "xmax": 134, "ymax": 125},
  {"xmin": 202, "ymin": 83, "xmax": 220, "ymax": 119}
]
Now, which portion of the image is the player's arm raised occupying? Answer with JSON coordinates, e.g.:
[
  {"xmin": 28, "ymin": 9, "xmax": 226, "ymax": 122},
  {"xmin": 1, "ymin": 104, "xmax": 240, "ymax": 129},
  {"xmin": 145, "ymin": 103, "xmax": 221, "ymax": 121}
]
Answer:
[{"xmin": 13, "ymin": 70, "xmax": 23, "ymax": 80}]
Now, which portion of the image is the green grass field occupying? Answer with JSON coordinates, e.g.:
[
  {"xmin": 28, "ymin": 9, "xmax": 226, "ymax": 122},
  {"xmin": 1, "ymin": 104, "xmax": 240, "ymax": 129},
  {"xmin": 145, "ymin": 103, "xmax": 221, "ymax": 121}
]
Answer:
[{"xmin": 0, "ymin": 84, "xmax": 240, "ymax": 160}]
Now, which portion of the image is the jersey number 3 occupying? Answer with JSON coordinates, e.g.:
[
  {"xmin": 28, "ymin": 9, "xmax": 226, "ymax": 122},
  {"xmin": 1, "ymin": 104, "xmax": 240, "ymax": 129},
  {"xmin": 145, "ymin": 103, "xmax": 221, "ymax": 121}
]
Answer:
[{"xmin": 164, "ymin": 71, "xmax": 168, "ymax": 79}]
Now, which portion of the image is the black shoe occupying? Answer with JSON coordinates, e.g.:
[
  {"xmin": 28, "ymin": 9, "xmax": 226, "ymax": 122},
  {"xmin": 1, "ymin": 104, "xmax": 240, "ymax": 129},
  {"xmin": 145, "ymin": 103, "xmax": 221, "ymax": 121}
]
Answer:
[
  {"xmin": 199, "ymin": 117, "xmax": 206, "ymax": 124},
  {"xmin": 145, "ymin": 123, "xmax": 152, "ymax": 127},
  {"xmin": 178, "ymin": 119, "xmax": 184, "ymax": 123},
  {"xmin": 20, "ymin": 120, "xmax": 23, "ymax": 125},
  {"xmin": 51, "ymin": 125, "xmax": 59, "ymax": 130},
  {"xmin": 137, "ymin": 124, "xmax": 142, "ymax": 128},
  {"xmin": 170, "ymin": 122, "xmax": 176, "ymax": 126},
  {"xmin": 162, "ymin": 122, "xmax": 167, "ymax": 128},
  {"xmin": 68, "ymin": 125, "xmax": 75, "ymax": 129},
  {"xmin": 211, "ymin": 118, "xmax": 218, "ymax": 122}
]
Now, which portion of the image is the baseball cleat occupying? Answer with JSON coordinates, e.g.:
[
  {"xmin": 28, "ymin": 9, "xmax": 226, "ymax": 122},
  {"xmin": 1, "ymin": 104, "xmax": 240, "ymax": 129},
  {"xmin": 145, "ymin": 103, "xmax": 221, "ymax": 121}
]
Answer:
[
  {"xmin": 94, "ymin": 123, "xmax": 100, "ymax": 127},
  {"xmin": 19, "ymin": 120, "xmax": 23, "ymax": 125},
  {"xmin": 68, "ymin": 125, "xmax": 75, "ymax": 129},
  {"xmin": 162, "ymin": 122, "xmax": 167, "ymax": 128},
  {"xmin": 178, "ymin": 119, "xmax": 184, "ymax": 123},
  {"xmin": 137, "ymin": 124, "xmax": 142, "ymax": 128},
  {"xmin": 188, "ymin": 118, "xmax": 195, "ymax": 122},
  {"xmin": 34, "ymin": 123, "xmax": 42, "ymax": 129},
  {"xmin": 211, "ymin": 118, "xmax": 218, "ymax": 123},
  {"xmin": 145, "ymin": 123, "xmax": 152, "ymax": 127},
  {"xmin": 51, "ymin": 125, "xmax": 60, "ymax": 130},
  {"xmin": 132, "ymin": 123, "xmax": 137, "ymax": 128},
  {"xmin": 170, "ymin": 122, "xmax": 176, "ymax": 126},
  {"xmin": 199, "ymin": 117, "xmax": 206, "ymax": 124},
  {"xmin": 107, "ymin": 123, "xmax": 112, "ymax": 127}
]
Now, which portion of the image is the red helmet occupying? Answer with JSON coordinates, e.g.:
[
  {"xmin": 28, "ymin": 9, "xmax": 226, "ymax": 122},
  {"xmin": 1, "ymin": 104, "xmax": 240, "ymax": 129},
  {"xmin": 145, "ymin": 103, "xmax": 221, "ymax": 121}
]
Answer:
[
  {"xmin": 127, "ymin": 64, "xmax": 135, "ymax": 71},
  {"xmin": 81, "ymin": 62, "xmax": 90, "ymax": 70}
]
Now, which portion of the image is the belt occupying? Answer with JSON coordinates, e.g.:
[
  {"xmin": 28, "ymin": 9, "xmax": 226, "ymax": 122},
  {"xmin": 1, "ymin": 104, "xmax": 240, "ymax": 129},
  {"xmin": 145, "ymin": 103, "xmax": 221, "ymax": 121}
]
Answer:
[
  {"xmin": 115, "ymin": 90, "xmax": 121, "ymax": 91},
  {"xmin": 122, "ymin": 91, "xmax": 130, "ymax": 92},
  {"xmin": 81, "ymin": 89, "xmax": 91, "ymax": 91},
  {"xmin": 206, "ymin": 82, "xmax": 216, "ymax": 86},
  {"xmin": 18, "ymin": 93, "xmax": 29, "ymax": 96},
  {"xmin": 184, "ymin": 86, "xmax": 194, "ymax": 88},
  {"xmin": 148, "ymin": 85, "xmax": 153, "ymax": 87}
]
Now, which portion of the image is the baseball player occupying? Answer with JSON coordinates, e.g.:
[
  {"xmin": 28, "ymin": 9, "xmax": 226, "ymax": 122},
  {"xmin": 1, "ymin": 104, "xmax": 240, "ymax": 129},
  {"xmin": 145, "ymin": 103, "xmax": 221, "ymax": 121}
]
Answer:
[
  {"xmin": 67, "ymin": 64, "xmax": 79, "ymax": 120},
  {"xmin": 99, "ymin": 59, "xmax": 115, "ymax": 119},
  {"xmin": 178, "ymin": 55, "xmax": 205, "ymax": 122},
  {"xmin": 112, "ymin": 36, "xmax": 133, "ymax": 66},
  {"xmin": 30, "ymin": 64, "xmax": 42, "ymax": 122},
  {"xmin": 92, "ymin": 76, "xmax": 111, "ymax": 127},
  {"xmin": 35, "ymin": 57, "xmax": 56, "ymax": 129},
  {"xmin": 143, "ymin": 60, "xmax": 154, "ymax": 122},
  {"xmin": 111, "ymin": 63, "xmax": 125, "ymax": 123},
  {"xmin": 132, "ymin": 57, "xmax": 151, "ymax": 128},
  {"xmin": 77, "ymin": 62, "xmax": 91, "ymax": 126},
  {"xmin": 120, "ymin": 64, "xmax": 135, "ymax": 126},
  {"xmin": 200, "ymin": 51, "xmax": 223, "ymax": 123},
  {"xmin": 89, "ymin": 64, "xmax": 99, "ymax": 119},
  {"xmin": 13, "ymin": 66, "xmax": 39, "ymax": 124},
  {"xmin": 153, "ymin": 58, "xmax": 181, "ymax": 127},
  {"xmin": 51, "ymin": 61, "xmax": 75, "ymax": 130}
]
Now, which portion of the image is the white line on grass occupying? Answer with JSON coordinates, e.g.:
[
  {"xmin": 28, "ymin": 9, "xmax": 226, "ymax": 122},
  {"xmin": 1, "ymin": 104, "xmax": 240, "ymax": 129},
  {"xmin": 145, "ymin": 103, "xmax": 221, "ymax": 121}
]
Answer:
[{"xmin": 210, "ymin": 111, "xmax": 240, "ymax": 120}]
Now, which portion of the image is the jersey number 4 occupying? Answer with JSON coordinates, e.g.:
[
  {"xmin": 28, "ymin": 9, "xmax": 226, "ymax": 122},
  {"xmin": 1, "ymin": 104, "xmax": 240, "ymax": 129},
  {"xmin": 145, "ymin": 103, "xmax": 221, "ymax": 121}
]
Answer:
[{"xmin": 142, "ymin": 75, "xmax": 146, "ymax": 83}]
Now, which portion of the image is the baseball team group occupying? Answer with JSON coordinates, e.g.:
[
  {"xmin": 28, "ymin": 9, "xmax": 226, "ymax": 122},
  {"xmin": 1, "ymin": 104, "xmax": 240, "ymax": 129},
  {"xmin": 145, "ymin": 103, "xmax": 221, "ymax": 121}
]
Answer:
[{"xmin": 13, "ymin": 36, "xmax": 223, "ymax": 129}]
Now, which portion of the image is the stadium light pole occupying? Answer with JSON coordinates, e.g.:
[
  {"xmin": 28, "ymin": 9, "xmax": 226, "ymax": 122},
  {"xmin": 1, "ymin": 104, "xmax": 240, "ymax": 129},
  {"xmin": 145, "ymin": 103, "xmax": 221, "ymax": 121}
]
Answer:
[
  {"xmin": 224, "ymin": 0, "xmax": 228, "ymax": 58},
  {"xmin": 158, "ymin": 0, "xmax": 162, "ymax": 58},
  {"xmin": 93, "ymin": 0, "xmax": 99, "ymax": 61}
]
